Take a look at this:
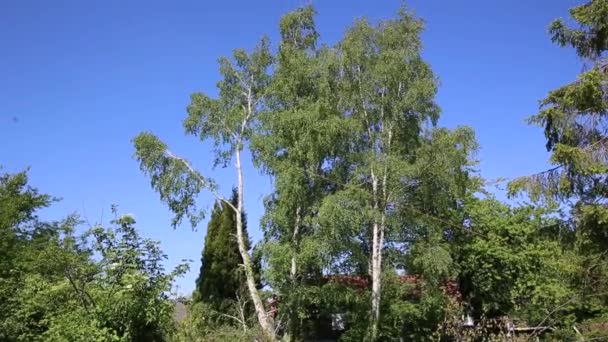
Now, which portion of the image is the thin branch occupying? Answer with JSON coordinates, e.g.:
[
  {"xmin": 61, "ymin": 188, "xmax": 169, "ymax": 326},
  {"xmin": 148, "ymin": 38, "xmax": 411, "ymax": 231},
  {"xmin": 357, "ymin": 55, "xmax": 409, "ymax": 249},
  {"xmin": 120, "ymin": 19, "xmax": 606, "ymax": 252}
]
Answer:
[
  {"xmin": 527, "ymin": 290, "xmax": 608, "ymax": 341},
  {"xmin": 241, "ymin": 84, "xmax": 253, "ymax": 137},
  {"xmin": 65, "ymin": 267, "xmax": 95, "ymax": 314},
  {"xmin": 216, "ymin": 311, "xmax": 248, "ymax": 329},
  {"xmin": 164, "ymin": 149, "xmax": 237, "ymax": 213},
  {"xmin": 232, "ymin": 68, "xmax": 250, "ymax": 95},
  {"xmin": 236, "ymin": 293, "xmax": 249, "ymax": 332},
  {"xmin": 503, "ymin": 135, "xmax": 608, "ymax": 186}
]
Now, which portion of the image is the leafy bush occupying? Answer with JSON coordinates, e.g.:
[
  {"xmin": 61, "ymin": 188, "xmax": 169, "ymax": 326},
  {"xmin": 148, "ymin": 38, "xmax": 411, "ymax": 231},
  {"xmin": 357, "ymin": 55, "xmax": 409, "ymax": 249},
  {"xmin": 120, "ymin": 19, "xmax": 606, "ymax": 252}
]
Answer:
[
  {"xmin": 173, "ymin": 301, "xmax": 267, "ymax": 342},
  {"xmin": 0, "ymin": 170, "xmax": 188, "ymax": 341}
]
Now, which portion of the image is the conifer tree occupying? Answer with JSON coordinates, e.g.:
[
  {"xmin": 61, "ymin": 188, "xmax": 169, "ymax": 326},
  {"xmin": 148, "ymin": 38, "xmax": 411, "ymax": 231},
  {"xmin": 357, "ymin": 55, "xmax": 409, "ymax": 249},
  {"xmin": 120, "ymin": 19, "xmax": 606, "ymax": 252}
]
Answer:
[
  {"xmin": 509, "ymin": 0, "xmax": 608, "ymax": 328},
  {"xmin": 194, "ymin": 190, "xmax": 251, "ymax": 313}
]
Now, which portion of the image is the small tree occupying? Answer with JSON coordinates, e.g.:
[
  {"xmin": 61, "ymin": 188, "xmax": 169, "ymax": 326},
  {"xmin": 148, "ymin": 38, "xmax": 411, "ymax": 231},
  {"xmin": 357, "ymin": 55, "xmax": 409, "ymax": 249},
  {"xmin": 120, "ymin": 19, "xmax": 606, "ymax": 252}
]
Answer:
[{"xmin": 194, "ymin": 190, "xmax": 252, "ymax": 314}]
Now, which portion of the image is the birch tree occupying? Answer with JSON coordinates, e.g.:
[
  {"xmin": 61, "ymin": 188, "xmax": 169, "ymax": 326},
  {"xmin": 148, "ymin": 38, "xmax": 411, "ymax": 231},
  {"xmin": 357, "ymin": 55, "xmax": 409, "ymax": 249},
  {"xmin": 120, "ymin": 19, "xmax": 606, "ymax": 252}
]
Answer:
[
  {"xmin": 132, "ymin": 38, "xmax": 276, "ymax": 340},
  {"xmin": 253, "ymin": 7, "xmax": 348, "ymax": 339},
  {"xmin": 335, "ymin": 8, "xmax": 440, "ymax": 339}
]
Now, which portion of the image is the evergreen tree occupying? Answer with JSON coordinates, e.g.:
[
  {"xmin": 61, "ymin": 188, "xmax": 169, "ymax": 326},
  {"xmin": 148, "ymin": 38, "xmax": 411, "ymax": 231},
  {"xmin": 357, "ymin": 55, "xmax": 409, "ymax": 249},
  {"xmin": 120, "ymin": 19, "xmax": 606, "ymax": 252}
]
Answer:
[
  {"xmin": 509, "ymin": 0, "xmax": 608, "ymax": 336},
  {"xmin": 194, "ymin": 189, "xmax": 251, "ymax": 312}
]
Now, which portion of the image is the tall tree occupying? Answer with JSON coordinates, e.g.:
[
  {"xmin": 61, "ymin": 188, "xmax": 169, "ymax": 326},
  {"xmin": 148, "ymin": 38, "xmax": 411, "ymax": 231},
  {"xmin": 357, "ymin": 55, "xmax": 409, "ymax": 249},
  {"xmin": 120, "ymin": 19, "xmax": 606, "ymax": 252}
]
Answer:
[
  {"xmin": 253, "ymin": 6, "xmax": 347, "ymax": 339},
  {"xmin": 133, "ymin": 38, "xmax": 276, "ymax": 339},
  {"xmin": 334, "ymin": 7, "xmax": 440, "ymax": 338},
  {"xmin": 509, "ymin": 0, "xmax": 608, "ymax": 332},
  {"xmin": 194, "ymin": 190, "xmax": 251, "ymax": 313}
]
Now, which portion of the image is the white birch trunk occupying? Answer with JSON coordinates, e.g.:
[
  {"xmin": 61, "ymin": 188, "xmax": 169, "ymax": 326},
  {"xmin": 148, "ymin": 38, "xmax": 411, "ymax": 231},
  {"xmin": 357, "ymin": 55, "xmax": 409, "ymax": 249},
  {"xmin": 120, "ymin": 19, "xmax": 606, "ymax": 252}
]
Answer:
[
  {"xmin": 370, "ymin": 171, "xmax": 382, "ymax": 340},
  {"xmin": 235, "ymin": 148, "xmax": 276, "ymax": 341},
  {"xmin": 290, "ymin": 206, "xmax": 301, "ymax": 280}
]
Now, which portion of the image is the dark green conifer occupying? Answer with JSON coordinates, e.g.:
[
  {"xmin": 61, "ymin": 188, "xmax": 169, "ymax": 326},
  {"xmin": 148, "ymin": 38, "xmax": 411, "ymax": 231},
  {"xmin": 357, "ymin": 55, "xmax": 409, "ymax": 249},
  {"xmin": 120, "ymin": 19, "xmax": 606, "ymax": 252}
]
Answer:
[{"xmin": 194, "ymin": 189, "xmax": 251, "ymax": 311}]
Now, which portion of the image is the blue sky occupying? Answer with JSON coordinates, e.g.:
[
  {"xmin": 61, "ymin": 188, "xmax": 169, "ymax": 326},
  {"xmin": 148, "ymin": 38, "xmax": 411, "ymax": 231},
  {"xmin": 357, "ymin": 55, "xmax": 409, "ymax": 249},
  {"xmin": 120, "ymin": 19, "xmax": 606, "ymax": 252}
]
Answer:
[{"xmin": 1, "ymin": 0, "xmax": 583, "ymax": 293}]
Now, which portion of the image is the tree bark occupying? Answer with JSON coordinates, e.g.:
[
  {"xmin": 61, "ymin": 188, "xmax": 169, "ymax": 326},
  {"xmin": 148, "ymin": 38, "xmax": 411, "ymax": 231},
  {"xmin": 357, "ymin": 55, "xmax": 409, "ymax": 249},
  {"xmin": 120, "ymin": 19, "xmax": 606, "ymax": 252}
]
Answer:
[
  {"xmin": 290, "ymin": 206, "xmax": 301, "ymax": 280},
  {"xmin": 287, "ymin": 206, "xmax": 302, "ymax": 341},
  {"xmin": 370, "ymin": 162, "xmax": 388, "ymax": 341},
  {"xmin": 371, "ymin": 224, "xmax": 381, "ymax": 341},
  {"xmin": 370, "ymin": 171, "xmax": 381, "ymax": 341},
  {"xmin": 235, "ymin": 147, "xmax": 276, "ymax": 341}
]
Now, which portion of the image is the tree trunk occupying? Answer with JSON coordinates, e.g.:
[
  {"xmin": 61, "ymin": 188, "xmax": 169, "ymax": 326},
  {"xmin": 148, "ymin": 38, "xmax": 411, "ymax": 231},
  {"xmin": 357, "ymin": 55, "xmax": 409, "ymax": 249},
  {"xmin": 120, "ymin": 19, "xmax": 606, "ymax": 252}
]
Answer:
[
  {"xmin": 371, "ymin": 222, "xmax": 381, "ymax": 340},
  {"xmin": 288, "ymin": 206, "xmax": 302, "ymax": 341},
  {"xmin": 235, "ymin": 148, "xmax": 276, "ymax": 341},
  {"xmin": 370, "ymin": 172, "xmax": 381, "ymax": 341},
  {"xmin": 290, "ymin": 206, "xmax": 301, "ymax": 280}
]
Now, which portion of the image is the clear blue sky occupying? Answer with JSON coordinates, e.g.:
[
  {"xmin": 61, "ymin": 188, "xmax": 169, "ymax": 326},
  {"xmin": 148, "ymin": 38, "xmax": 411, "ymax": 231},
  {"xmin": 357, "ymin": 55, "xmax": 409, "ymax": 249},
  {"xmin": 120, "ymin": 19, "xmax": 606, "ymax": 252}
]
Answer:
[{"xmin": 0, "ymin": 0, "xmax": 583, "ymax": 294}]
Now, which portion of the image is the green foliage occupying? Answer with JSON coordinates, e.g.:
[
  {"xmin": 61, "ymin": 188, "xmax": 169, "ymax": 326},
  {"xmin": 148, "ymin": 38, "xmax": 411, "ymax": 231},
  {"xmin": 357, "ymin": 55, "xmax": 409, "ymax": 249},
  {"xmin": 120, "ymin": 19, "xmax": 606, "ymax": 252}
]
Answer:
[
  {"xmin": 508, "ymin": 0, "xmax": 608, "ymax": 332},
  {"xmin": 251, "ymin": 4, "xmax": 481, "ymax": 340},
  {"xmin": 407, "ymin": 243, "xmax": 453, "ymax": 286},
  {"xmin": 509, "ymin": 0, "xmax": 608, "ymax": 204},
  {"xmin": 87, "ymin": 212, "xmax": 190, "ymax": 341},
  {"xmin": 549, "ymin": 0, "xmax": 608, "ymax": 60},
  {"xmin": 327, "ymin": 0, "xmax": 442, "ymax": 304},
  {"xmin": 194, "ymin": 190, "xmax": 253, "ymax": 313},
  {"xmin": 253, "ymin": 5, "xmax": 353, "ymax": 339},
  {"xmin": 173, "ymin": 299, "xmax": 270, "ymax": 342},
  {"xmin": 456, "ymin": 197, "xmax": 578, "ymax": 326},
  {"xmin": 0, "ymin": 170, "xmax": 54, "ymax": 339},
  {"xmin": 378, "ymin": 274, "xmax": 449, "ymax": 341},
  {"xmin": 132, "ymin": 35, "xmax": 273, "ymax": 229},
  {"xmin": 0, "ymin": 170, "xmax": 187, "ymax": 342},
  {"xmin": 184, "ymin": 37, "xmax": 272, "ymax": 167},
  {"xmin": 0, "ymin": 169, "xmax": 53, "ymax": 231},
  {"xmin": 7, "ymin": 2, "xmax": 606, "ymax": 341},
  {"xmin": 133, "ymin": 132, "xmax": 207, "ymax": 228}
]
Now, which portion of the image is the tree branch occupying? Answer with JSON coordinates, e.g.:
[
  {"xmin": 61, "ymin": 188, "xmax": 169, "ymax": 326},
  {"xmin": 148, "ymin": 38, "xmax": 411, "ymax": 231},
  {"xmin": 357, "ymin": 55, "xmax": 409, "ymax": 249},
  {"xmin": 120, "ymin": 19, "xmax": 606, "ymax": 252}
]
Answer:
[{"xmin": 164, "ymin": 149, "xmax": 237, "ymax": 213}]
